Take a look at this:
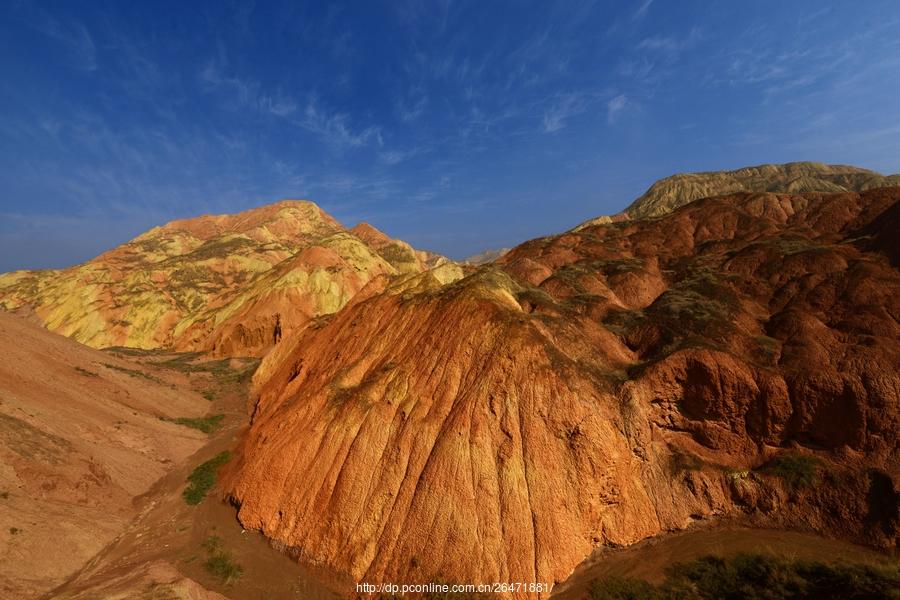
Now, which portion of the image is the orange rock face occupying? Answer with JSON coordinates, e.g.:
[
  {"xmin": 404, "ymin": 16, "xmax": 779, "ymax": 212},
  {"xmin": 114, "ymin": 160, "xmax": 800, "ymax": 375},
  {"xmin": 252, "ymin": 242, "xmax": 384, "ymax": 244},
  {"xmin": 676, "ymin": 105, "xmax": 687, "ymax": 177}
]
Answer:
[{"xmin": 227, "ymin": 188, "xmax": 900, "ymax": 594}]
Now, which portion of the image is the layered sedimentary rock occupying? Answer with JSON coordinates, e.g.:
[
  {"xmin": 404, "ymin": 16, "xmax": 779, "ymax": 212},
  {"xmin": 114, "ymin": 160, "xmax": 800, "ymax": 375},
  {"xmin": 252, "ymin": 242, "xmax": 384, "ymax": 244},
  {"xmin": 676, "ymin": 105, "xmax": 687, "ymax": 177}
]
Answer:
[
  {"xmin": 227, "ymin": 187, "xmax": 900, "ymax": 594},
  {"xmin": 0, "ymin": 201, "xmax": 441, "ymax": 356}
]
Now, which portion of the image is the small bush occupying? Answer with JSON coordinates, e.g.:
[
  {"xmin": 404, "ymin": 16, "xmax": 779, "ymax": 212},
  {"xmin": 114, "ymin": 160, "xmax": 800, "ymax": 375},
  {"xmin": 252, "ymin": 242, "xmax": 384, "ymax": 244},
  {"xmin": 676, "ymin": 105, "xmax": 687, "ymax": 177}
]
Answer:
[
  {"xmin": 762, "ymin": 453, "xmax": 822, "ymax": 489},
  {"xmin": 183, "ymin": 451, "xmax": 231, "ymax": 505},
  {"xmin": 204, "ymin": 551, "xmax": 243, "ymax": 584},
  {"xmin": 167, "ymin": 414, "xmax": 225, "ymax": 434},
  {"xmin": 202, "ymin": 534, "xmax": 223, "ymax": 553},
  {"xmin": 200, "ymin": 535, "xmax": 242, "ymax": 584}
]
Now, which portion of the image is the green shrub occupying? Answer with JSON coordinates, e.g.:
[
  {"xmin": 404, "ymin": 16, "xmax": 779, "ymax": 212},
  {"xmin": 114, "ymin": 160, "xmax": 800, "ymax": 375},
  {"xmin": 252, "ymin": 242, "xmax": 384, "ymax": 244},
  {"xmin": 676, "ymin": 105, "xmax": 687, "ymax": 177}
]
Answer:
[
  {"xmin": 762, "ymin": 453, "xmax": 822, "ymax": 489},
  {"xmin": 183, "ymin": 451, "xmax": 231, "ymax": 505},
  {"xmin": 200, "ymin": 534, "xmax": 242, "ymax": 584},
  {"xmin": 202, "ymin": 534, "xmax": 223, "ymax": 553},
  {"xmin": 204, "ymin": 551, "xmax": 243, "ymax": 584},
  {"xmin": 167, "ymin": 414, "xmax": 224, "ymax": 434}
]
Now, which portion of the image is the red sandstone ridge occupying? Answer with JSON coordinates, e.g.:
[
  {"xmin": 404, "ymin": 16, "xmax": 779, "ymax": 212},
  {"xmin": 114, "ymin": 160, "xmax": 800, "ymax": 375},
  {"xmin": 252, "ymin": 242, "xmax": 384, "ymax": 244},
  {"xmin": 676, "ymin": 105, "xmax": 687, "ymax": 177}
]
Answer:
[{"xmin": 226, "ymin": 187, "xmax": 900, "ymax": 596}]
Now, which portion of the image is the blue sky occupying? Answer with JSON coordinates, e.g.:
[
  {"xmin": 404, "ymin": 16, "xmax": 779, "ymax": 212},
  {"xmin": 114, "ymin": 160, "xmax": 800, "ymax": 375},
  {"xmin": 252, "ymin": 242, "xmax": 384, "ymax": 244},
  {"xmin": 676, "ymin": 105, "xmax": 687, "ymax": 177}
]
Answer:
[{"xmin": 1, "ymin": 0, "xmax": 899, "ymax": 270}]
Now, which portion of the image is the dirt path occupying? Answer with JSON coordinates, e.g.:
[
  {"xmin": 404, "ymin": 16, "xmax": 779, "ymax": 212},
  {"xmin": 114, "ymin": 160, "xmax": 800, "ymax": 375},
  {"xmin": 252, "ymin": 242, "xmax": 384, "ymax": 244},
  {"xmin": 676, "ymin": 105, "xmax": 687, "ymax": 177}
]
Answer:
[{"xmin": 45, "ymin": 351, "xmax": 342, "ymax": 600}]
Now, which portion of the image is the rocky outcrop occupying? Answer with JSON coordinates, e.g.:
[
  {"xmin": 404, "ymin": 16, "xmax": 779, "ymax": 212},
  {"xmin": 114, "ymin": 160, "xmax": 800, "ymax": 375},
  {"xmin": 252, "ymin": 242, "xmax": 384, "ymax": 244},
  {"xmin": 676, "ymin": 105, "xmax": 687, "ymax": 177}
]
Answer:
[
  {"xmin": 0, "ymin": 201, "xmax": 444, "ymax": 356},
  {"xmin": 227, "ymin": 188, "xmax": 900, "ymax": 595}
]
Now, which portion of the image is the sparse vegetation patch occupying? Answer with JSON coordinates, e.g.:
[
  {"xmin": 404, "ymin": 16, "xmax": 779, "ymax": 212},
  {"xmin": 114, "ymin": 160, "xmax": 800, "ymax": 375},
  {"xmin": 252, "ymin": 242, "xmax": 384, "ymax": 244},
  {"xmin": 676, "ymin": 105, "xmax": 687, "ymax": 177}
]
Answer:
[
  {"xmin": 760, "ymin": 453, "xmax": 822, "ymax": 489},
  {"xmin": 157, "ymin": 354, "xmax": 259, "ymax": 385},
  {"xmin": 515, "ymin": 288, "xmax": 557, "ymax": 312},
  {"xmin": 588, "ymin": 553, "xmax": 900, "ymax": 600},
  {"xmin": 102, "ymin": 362, "xmax": 162, "ymax": 383},
  {"xmin": 201, "ymin": 535, "xmax": 243, "ymax": 585},
  {"xmin": 164, "ymin": 413, "xmax": 224, "ymax": 434},
  {"xmin": 183, "ymin": 451, "xmax": 231, "ymax": 505}
]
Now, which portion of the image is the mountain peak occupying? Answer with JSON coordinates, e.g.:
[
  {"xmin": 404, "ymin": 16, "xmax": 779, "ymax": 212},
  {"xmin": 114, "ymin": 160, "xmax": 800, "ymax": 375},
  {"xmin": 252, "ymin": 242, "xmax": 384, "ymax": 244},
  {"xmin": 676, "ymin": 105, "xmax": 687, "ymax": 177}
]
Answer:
[
  {"xmin": 0, "ymin": 199, "xmax": 438, "ymax": 355},
  {"xmin": 151, "ymin": 199, "xmax": 336, "ymax": 240}
]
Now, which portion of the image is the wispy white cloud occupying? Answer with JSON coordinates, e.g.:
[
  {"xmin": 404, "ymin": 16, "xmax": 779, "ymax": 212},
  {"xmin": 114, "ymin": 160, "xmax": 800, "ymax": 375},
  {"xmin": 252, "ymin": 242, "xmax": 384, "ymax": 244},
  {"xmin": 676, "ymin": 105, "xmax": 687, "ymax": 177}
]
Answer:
[
  {"xmin": 637, "ymin": 27, "xmax": 701, "ymax": 55},
  {"xmin": 542, "ymin": 94, "xmax": 587, "ymax": 133},
  {"xmin": 298, "ymin": 97, "xmax": 383, "ymax": 150},
  {"xmin": 633, "ymin": 0, "xmax": 653, "ymax": 21},
  {"xmin": 397, "ymin": 89, "xmax": 428, "ymax": 122},
  {"xmin": 16, "ymin": 3, "xmax": 97, "ymax": 71},
  {"xmin": 606, "ymin": 94, "xmax": 627, "ymax": 123},
  {"xmin": 200, "ymin": 59, "xmax": 298, "ymax": 118}
]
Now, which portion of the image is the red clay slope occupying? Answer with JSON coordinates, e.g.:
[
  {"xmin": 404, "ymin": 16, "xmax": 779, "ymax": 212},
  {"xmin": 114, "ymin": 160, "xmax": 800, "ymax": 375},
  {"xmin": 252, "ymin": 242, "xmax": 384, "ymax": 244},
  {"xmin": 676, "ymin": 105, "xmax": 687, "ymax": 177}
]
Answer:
[
  {"xmin": 226, "ymin": 188, "xmax": 900, "ymax": 595},
  {"xmin": 0, "ymin": 312, "xmax": 210, "ymax": 599}
]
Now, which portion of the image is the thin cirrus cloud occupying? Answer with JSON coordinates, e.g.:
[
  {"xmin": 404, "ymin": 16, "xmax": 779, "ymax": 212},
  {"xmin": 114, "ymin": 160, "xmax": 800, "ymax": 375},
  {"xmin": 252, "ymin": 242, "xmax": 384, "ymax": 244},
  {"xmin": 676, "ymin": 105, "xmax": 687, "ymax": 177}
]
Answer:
[
  {"xmin": 542, "ymin": 94, "xmax": 588, "ymax": 133},
  {"xmin": 15, "ymin": 2, "xmax": 97, "ymax": 72},
  {"xmin": 0, "ymin": 0, "xmax": 898, "ymax": 271},
  {"xmin": 296, "ymin": 98, "xmax": 384, "ymax": 151},
  {"xmin": 200, "ymin": 60, "xmax": 298, "ymax": 118},
  {"xmin": 606, "ymin": 95, "xmax": 628, "ymax": 124},
  {"xmin": 633, "ymin": 0, "xmax": 654, "ymax": 21}
]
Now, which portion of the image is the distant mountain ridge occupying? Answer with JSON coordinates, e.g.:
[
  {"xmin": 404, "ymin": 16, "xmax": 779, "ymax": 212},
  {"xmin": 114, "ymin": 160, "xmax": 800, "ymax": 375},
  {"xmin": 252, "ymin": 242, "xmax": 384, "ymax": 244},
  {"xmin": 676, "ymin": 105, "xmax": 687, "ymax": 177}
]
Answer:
[
  {"xmin": 3, "ymin": 162, "xmax": 898, "ymax": 356},
  {"xmin": 0, "ymin": 200, "xmax": 445, "ymax": 356},
  {"xmin": 462, "ymin": 247, "xmax": 510, "ymax": 265},
  {"xmin": 623, "ymin": 161, "xmax": 900, "ymax": 219}
]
